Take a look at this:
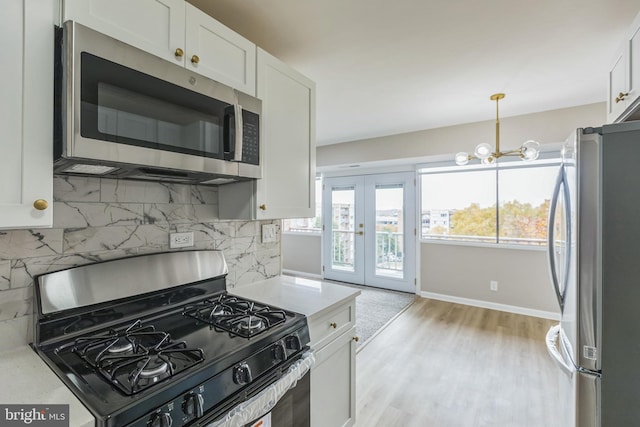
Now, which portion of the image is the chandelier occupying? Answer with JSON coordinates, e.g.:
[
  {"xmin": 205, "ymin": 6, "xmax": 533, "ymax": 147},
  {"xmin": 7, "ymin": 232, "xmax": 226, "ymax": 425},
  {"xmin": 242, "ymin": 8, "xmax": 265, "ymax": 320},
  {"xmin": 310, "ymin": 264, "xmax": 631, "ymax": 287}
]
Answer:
[{"xmin": 455, "ymin": 93, "xmax": 540, "ymax": 165}]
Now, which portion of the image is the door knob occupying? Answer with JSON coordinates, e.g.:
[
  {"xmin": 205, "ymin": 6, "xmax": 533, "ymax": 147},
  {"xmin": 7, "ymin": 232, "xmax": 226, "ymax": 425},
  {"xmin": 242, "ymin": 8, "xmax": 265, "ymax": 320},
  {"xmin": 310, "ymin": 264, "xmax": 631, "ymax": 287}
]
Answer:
[
  {"xmin": 33, "ymin": 199, "xmax": 48, "ymax": 210},
  {"xmin": 191, "ymin": 55, "xmax": 200, "ymax": 64},
  {"xmin": 174, "ymin": 48, "xmax": 184, "ymax": 58}
]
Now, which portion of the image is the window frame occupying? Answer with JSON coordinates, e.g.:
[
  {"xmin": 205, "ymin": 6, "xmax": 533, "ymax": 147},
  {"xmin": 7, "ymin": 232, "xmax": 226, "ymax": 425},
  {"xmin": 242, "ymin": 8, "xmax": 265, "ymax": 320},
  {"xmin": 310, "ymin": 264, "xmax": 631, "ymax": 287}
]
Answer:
[{"xmin": 418, "ymin": 157, "xmax": 561, "ymax": 249}]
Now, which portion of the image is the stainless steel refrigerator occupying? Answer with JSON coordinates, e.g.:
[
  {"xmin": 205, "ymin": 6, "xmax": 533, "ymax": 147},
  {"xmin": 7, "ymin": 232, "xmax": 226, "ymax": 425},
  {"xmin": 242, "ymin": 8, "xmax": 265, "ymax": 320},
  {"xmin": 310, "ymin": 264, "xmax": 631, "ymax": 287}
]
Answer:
[{"xmin": 545, "ymin": 120, "xmax": 640, "ymax": 427}]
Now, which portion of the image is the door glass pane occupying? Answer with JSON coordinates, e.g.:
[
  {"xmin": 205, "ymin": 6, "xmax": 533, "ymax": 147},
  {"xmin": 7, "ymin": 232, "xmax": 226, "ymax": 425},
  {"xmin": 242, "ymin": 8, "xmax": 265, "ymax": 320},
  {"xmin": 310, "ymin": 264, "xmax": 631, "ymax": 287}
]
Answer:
[
  {"xmin": 375, "ymin": 184, "xmax": 404, "ymax": 279},
  {"xmin": 331, "ymin": 187, "xmax": 355, "ymax": 272}
]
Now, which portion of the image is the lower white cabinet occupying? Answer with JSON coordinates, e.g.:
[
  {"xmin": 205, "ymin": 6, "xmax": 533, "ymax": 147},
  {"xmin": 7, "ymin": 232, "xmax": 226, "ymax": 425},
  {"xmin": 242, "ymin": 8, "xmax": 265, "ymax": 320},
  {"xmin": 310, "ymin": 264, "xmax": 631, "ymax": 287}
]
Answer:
[
  {"xmin": 311, "ymin": 326, "xmax": 357, "ymax": 427},
  {"xmin": 1, "ymin": 0, "xmax": 55, "ymax": 229},
  {"xmin": 309, "ymin": 299, "xmax": 356, "ymax": 427}
]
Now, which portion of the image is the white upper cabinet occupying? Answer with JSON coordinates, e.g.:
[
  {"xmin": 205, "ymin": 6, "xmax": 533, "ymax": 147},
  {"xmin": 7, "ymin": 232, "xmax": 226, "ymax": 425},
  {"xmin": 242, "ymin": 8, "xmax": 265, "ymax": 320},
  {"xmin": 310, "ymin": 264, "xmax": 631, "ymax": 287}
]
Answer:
[
  {"xmin": 62, "ymin": 0, "xmax": 186, "ymax": 65},
  {"xmin": 62, "ymin": 0, "xmax": 256, "ymax": 95},
  {"xmin": 185, "ymin": 3, "xmax": 256, "ymax": 95},
  {"xmin": 0, "ymin": 0, "xmax": 55, "ymax": 229},
  {"xmin": 607, "ymin": 44, "xmax": 629, "ymax": 123},
  {"xmin": 218, "ymin": 48, "xmax": 316, "ymax": 220},
  {"xmin": 607, "ymin": 10, "xmax": 640, "ymax": 123}
]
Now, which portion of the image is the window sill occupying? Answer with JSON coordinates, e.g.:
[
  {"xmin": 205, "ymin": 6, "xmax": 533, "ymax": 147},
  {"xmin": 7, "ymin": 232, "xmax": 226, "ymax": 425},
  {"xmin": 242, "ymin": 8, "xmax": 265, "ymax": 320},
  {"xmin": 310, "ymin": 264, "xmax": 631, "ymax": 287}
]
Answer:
[{"xmin": 419, "ymin": 238, "xmax": 547, "ymax": 251}]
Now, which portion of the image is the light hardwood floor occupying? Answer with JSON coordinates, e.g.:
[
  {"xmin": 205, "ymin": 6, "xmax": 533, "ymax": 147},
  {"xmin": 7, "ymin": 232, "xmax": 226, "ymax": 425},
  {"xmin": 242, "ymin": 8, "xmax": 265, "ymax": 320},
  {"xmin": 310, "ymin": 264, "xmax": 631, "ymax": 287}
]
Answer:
[{"xmin": 354, "ymin": 298, "xmax": 561, "ymax": 427}]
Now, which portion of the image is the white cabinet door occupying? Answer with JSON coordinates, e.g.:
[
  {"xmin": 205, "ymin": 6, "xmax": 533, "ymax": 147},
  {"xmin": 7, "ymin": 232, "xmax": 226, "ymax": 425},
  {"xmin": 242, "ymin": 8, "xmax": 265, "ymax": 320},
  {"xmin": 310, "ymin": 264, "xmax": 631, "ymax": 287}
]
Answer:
[
  {"xmin": 310, "ymin": 326, "xmax": 356, "ymax": 427},
  {"xmin": 63, "ymin": 0, "xmax": 186, "ymax": 66},
  {"xmin": 185, "ymin": 3, "xmax": 256, "ymax": 95},
  {"xmin": 255, "ymin": 48, "xmax": 316, "ymax": 219},
  {"xmin": 0, "ymin": 0, "xmax": 54, "ymax": 229},
  {"xmin": 218, "ymin": 49, "xmax": 316, "ymax": 220},
  {"xmin": 607, "ymin": 43, "xmax": 628, "ymax": 124}
]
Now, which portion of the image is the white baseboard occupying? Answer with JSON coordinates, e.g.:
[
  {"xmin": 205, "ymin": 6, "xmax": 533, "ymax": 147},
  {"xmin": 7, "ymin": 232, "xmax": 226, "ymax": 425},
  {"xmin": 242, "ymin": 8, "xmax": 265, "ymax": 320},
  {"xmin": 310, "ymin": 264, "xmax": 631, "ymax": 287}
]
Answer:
[
  {"xmin": 419, "ymin": 291, "xmax": 560, "ymax": 321},
  {"xmin": 282, "ymin": 269, "xmax": 323, "ymax": 280}
]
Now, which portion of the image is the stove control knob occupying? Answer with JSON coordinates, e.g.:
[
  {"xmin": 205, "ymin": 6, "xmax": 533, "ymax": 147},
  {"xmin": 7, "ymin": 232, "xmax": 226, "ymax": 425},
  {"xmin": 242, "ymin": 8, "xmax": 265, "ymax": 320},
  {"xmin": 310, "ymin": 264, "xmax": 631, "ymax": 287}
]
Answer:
[
  {"xmin": 285, "ymin": 335, "xmax": 302, "ymax": 352},
  {"xmin": 182, "ymin": 392, "xmax": 205, "ymax": 418},
  {"xmin": 233, "ymin": 362, "xmax": 253, "ymax": 385},
  {"xmin": 149, "ymin": 412, "xmax": 172, "ymax": 427},
  {"xmin": 273, "ymin": 341, "xmax": 287, "ymax": 362}
]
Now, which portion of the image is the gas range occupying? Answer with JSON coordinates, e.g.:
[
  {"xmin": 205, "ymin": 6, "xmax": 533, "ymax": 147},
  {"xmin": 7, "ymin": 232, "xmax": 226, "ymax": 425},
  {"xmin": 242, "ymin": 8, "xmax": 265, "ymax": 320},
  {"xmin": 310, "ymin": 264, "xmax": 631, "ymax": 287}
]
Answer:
[{"xmin": 32, "ymin": 251, "xmax": 311, "ymax": 427}]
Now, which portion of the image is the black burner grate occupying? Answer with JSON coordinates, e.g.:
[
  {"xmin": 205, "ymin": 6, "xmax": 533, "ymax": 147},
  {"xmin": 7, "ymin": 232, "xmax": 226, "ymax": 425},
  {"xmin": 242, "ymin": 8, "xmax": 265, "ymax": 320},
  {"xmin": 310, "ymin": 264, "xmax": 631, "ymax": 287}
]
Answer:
[
  {"xmin": 184, "ymin": 295, "xmax": 287, "ymax": 338},
  {"xmin": 72, "ymin": 320, "xmax": 204, "ymax": 395}
]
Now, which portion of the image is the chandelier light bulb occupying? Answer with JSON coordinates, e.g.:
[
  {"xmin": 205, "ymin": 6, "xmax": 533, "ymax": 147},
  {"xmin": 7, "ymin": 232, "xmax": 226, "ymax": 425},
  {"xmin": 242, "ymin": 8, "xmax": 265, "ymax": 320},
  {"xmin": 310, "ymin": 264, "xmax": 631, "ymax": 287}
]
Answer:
[
  {"xmin": 521, "ymin": 140, "xmax": 540, "ymax": 161},
  {"xmin": 481, "ymin": 156, "xmax": 496, "ymax": 165},
  {"xmin": 474, "ymin": 143, "xmax": 493, "ymax": 160},
  {"xmin": 455, "ymin": 152, "xmax": 470, "ymax": 165}
]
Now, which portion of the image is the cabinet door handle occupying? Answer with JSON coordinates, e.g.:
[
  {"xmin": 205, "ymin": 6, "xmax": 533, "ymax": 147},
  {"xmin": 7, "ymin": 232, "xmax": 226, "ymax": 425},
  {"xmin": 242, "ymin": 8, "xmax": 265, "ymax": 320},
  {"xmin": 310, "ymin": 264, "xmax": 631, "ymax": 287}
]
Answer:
[
  {"xmin": 330, "ymin": 322, "xmax": 337, "ymax": 329},
  {"xmin": 615, "ymin": 92, "xmax": 629, "ymax": 103},
  {"xmin": 191, "ymin": 54, "xmax": 200, "ymax": 65},
  {"xmin": 174, "ymin": 48, "xmax": 184, "ymax": 58},
  {"xmin": 259, "ymin": 204, "xmax": 267, "ymax": 211},
  {"xmin": 352, "ymin": 336, "xmax": 359, "ymax": 342},
  {"xmin": 33, "ymin": 199, "xmax": 48, "ymax": 211}
]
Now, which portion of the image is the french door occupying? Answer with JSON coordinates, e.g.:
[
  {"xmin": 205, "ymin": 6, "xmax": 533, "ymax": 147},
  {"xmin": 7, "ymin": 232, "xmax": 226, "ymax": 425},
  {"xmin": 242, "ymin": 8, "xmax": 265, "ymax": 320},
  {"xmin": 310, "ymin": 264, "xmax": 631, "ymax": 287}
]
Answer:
[{"xmin": 322, "ymin": 172, "xmax": 416, "ymax": 293}]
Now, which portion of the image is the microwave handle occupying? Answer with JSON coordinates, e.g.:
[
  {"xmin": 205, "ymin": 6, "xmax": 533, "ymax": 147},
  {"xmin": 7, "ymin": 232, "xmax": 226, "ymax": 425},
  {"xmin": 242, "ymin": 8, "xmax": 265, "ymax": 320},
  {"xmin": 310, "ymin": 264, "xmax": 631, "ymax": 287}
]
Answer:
[{"xmin": 232, "ymin": 104, "xmax": 243, "ymax": 162}]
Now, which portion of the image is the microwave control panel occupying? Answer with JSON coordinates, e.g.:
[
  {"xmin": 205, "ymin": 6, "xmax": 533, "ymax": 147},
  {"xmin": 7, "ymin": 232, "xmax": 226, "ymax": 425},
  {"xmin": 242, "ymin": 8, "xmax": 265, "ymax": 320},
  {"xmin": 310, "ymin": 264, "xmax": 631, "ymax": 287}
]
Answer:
[{"xmin": 242, "ymin": 110, "xmax": 260, "ymax": 165}]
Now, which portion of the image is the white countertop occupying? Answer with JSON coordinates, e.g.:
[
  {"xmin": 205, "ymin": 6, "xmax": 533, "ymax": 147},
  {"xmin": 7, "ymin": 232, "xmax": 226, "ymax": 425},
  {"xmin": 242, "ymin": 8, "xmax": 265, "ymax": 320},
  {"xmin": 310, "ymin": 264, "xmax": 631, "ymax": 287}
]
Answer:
[
  {"xmin": 0, "ymin": 346, "xmax": 94, "ymax": 427},
  {"xmin": 230, "ymin": 275, "xmax": 360, "ymax": 321}
]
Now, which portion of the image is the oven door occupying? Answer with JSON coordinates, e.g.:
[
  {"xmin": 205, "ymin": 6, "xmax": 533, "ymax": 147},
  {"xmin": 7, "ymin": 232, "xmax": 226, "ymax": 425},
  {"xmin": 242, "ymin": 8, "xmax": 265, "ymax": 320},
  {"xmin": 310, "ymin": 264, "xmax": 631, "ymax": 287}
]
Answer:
[{"xmin": 195, "ymin": 352, "xmax": 313, "ymax": 427}]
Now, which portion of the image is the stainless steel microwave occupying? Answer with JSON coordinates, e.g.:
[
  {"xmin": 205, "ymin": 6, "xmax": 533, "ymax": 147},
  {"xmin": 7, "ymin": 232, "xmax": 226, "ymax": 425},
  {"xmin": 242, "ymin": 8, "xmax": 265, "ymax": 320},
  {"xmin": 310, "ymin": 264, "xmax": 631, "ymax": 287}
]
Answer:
[{"xmin": 54, "ymin": 21, "xmax": 261, "ymax": 185}]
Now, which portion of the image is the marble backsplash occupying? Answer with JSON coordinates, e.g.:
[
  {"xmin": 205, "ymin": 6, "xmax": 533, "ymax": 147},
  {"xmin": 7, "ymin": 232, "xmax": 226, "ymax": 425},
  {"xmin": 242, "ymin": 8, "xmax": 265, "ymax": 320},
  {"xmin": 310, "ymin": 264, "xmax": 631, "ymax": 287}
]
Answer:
[{"xmin": 0, "ymin": 176, "xmax": 281, "ymax": 351}]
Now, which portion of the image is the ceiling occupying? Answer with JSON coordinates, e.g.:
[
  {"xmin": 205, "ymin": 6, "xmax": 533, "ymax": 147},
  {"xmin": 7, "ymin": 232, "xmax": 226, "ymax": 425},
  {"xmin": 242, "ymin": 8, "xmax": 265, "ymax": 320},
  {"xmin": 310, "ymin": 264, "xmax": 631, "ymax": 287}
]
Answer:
[{"xmin": 188, "ymin": 0, "xmax": 640, "ymax": 146}]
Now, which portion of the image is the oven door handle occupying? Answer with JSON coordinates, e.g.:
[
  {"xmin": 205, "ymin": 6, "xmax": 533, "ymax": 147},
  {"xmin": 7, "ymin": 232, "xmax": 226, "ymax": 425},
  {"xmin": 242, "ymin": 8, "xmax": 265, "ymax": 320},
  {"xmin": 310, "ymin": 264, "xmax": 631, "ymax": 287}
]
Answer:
[{"xmin": 206, "ymin": 351, "xmax": 315, "ymax": 427}]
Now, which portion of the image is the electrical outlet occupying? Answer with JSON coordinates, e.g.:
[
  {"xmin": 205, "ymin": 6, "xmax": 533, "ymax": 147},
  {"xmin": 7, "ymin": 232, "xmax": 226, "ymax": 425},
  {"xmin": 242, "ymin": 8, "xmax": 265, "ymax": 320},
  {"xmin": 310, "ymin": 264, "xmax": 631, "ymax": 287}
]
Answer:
[
  {"xmin": 262, "ymin": 224, "xmax": 277, "ymax": 243},
  {"xmin": 490, "ymin": 280, "xmax": 498, "ymax": 292},
  {"xmin": 169, "ymin": 232, "xmax": 194, "ymax": 248}
]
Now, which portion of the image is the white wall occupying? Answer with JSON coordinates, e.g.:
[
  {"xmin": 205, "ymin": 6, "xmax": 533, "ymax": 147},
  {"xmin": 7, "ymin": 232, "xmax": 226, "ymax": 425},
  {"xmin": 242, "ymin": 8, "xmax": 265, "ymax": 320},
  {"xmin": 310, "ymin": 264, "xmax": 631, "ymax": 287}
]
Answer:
[{"xmin": 284, "ymin": 102, "xmax": 606, "ymax": 318}]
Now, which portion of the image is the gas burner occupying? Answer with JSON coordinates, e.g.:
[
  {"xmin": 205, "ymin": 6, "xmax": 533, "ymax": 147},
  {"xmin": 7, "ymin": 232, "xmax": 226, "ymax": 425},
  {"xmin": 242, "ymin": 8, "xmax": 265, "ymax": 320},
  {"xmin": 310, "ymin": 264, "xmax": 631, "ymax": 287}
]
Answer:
[
  {"xmin": 137, "ymin": 358, "xmax": 170, "ymax": 380},
  {"xmin": 72, "ymin": 320, "xmax": 204, "ymax": 395},
  {"xmin": 236, "ymin": 316, "xmax": 264, "ymax": 332},
  {"xmin": 107, "ymin": 339, "xmax": 134, "ymax": 354}
]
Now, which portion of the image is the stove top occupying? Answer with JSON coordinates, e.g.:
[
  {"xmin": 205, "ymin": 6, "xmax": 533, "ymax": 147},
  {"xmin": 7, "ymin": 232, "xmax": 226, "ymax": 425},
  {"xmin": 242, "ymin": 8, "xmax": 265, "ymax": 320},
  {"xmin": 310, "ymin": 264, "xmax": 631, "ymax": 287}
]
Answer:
[{"xmin": 33, "ymin": 251, "xmax": 310, "ymax": 427}]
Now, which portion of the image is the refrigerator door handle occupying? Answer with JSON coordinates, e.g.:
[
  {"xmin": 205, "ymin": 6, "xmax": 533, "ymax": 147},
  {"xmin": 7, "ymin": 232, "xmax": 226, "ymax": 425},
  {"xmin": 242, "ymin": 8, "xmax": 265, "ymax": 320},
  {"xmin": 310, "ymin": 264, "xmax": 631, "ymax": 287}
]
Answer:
[
  {"xmin": 546, "ymin": 324, "xmax": 575, "ymax": 375},
  {"xmin": 547, "ymin": 167, "xmax": 564, "ymax": 311}
]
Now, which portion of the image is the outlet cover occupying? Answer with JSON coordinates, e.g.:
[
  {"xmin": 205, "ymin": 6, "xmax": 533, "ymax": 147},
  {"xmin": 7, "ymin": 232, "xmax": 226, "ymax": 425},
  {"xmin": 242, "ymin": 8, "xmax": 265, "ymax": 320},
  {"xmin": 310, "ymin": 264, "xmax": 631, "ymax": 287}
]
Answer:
[
  {"xmin": 169, "ymin": 232, "xmax": 194, "ymax": 248},
  {"xmin": 262, "ymin": 224, "xmax": 277, "ymax": 243},
  {"xmin": 490, "ymin": 280, "xmax": 498, "ymax": 291}
]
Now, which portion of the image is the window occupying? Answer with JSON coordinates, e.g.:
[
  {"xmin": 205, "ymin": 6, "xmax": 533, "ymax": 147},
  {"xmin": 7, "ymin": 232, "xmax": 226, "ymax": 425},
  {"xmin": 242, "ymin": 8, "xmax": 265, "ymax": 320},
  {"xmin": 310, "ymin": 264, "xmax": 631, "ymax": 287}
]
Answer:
[
  {"xmin": 420, "ymin": 160, "xmax": 559, "ymax": 246},
  {"xmin": 283, "ymin": 177, "xmax": 322, "ymax": 233}
]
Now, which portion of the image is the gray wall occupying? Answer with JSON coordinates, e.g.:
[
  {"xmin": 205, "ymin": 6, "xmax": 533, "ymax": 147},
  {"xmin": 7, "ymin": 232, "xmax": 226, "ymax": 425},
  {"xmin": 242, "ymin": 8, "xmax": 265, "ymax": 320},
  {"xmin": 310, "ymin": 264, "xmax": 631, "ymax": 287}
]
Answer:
[
  {"xmin": 0, "ymin": 176, "xmax": 281, "ymax": 352},
  {"xmin": 317, "ymin": 102, "xmax": 605, "ymax": 167},
  {"xmin": 421, "ymin": 243, "xmax": 558, "ymax": 315},
  {"xmin": 283, "ymin": 102, "xmax": 607, "ymax": 318},
  {"xmin": 282, "ymin": 233, "xmax": 322, "ymax": 276}
]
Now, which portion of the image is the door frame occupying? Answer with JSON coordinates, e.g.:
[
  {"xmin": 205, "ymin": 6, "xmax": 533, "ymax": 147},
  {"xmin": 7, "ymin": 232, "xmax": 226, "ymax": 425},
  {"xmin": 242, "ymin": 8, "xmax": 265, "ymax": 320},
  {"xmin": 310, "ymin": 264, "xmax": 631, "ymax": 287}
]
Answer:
[{"xmin": 322, "ymin": 171, "xmax": 417, "ymax": 293}]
